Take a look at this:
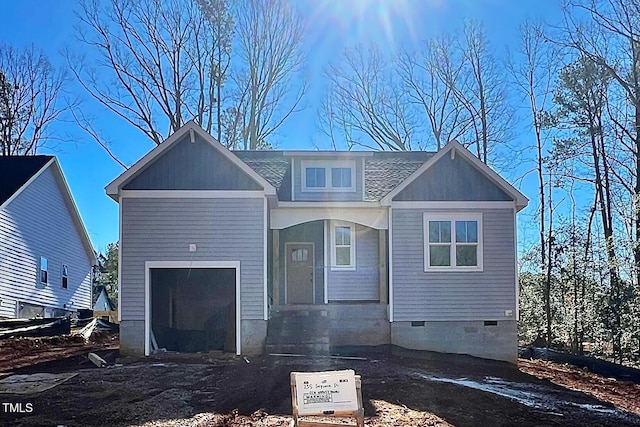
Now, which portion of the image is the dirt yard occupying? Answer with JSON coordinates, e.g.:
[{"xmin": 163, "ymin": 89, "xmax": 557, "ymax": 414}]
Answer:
[{"xmin": 1, "ymin": 342, "xmax": 640, "ymax": 427}]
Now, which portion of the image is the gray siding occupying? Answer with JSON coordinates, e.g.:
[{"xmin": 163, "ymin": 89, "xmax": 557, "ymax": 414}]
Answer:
[
  {"xmin": 394, "ymin": 155, "xmax": 512, "ymax": 201},
  {"xmin": 124, "ymin": 134, "xmax": 262, "ymax": 191},
  {"xmin": 293, "ymin": 157, "xmax": 364, "ymax": 201},
  {"xmin": 328, "ymin": 224, "xmax": 380, "ymax": 301},
  {"xmin": 391, "ymin": 208, "xmax": 515, "ymax": 321},
  {"xmin": 0, "ymin": 166, "xmax": 93, "ymax": 318},
  {"xmin": 120, "ymin": 197, "xmax": 265, "ymax": 321}
]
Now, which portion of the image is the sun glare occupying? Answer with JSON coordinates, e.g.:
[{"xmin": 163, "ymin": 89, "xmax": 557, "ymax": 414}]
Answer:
[{"xmin": 309, "ymin": 0, "xmax": 441, "ymax": 49}]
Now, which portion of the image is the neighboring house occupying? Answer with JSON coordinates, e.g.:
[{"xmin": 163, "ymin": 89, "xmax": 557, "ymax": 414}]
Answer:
[
  {"xmin": 0, "ymin": 156, "xmax": 95, "ymax": 319},
  {"xmin": 93, "ymin": 285, "xmax": 116, "ymax": 311},
  {"xmin": 107, "ymin": 122, "xmax": 528, "ymax": 362}
]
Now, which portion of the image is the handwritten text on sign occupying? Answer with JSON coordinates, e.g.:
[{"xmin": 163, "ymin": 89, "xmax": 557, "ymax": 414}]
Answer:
[{"xmin": 294, "ymin": 370, "xmax": 358, "ymax": 416}]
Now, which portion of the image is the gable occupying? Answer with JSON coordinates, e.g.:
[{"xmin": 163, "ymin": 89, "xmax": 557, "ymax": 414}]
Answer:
[
  {"xmin": 0, "ymin": 156, "xmax": 53, "ymax": 207},
  {"xmin": 123, "ymin": 133, "xmax": 263, "ymax": 191},
  {"xmin": 393, "ymin": 154, "xmax": 513, "ymax": 202}
]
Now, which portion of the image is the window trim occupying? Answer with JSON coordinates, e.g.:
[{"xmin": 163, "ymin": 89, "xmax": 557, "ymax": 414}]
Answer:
[
  {"xmin": 301, "ymin": 160, "xmax": 356, "ymax": 192},
  {"xmin": 330, "ymin": 221, "xmax": 356, "ymax": 270},
  {"xmin": 39, "ymin": 257, "xmax": 48, "ymax": 285},
  {"xmin": 423, "ymin": 212, "xmax": 483, "ymax": 272},
  {"xmin": 62, "ymin": 264, "xmax": 69, "ymax": 289}
]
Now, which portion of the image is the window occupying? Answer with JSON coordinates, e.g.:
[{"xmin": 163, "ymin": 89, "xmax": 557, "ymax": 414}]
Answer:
[
  {"xmin": 331, "ymin": 167, "xmax": 352, "ymax": 188},
  {"xmin": 40, "ymin": 257, "xmax": 48, "ymax": 285},
  {"xmin": 305, "ymin": 167, "xmax": 326, "ymax": 188},
  {"xmin": 301, "ymin": 160, "xmax": 356, "ymax": 192},
  {"xmin": 291, "ymin": 248, "xmax": 309, "ymax": 262},
  {"xmin": 62, "ymin": 264, "xmax": 69, "ymax": 289},
  {"xmin": 331, "ymin": 222, "xmax": 355, "ymax": 269},
  {"xmin": 424, "ymin": 213, "xmax": 482, "ymax": 271}
]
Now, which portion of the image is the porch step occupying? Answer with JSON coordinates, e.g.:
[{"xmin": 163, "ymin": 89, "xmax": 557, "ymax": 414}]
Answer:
[{"xmin": 266, "ymin": 309, "xmax": 330, "ymax": 355}]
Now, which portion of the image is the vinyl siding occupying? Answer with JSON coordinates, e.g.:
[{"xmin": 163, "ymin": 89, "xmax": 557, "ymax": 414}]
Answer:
[
  {"xmin": 293, "ymin": 157, "xmax": 364, "ymax": 201},
  {"xmin": 124, "ymin": 133, "xmax": 262, "ymax": 191},
  {"xmin": 120, "ymin": 197, "xmax": 264, "ymax": 321},
  {"xmin": 328, "ymin": 224, "xmax": 380, "ymax": 301},
  {"xmin": 393, "ymin": 155, "xmax": 513, "ymax": 201},
  {"xmin": 0, "ymin": 166, "xmax": 93, "ymax": 318},
  {"xmin": 392, "ymin": 208, "xmax": 515, "ymax": 321}
]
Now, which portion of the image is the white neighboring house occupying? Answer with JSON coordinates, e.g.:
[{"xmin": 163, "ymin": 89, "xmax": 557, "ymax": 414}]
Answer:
[{"xmin": 0, "ymin": 156, "xmax": 95, "ymax": 319}]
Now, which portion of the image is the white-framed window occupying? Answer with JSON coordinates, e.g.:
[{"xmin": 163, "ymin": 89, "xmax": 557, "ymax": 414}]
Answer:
[
  {"xmin": 331, "ymin": 221, "xmax": 356, "ymax": 270},
  {"xmin": 423, "ymin": 213, "xmax": 483, "ymax": 271},
  {"xmin": 39, "ymin": 257, "xmax": 48, "ymax": 285},
  {"xmin": 301, "ymin": 160, "xmax": 356, "ymax": 192},
  {"xmin": 62, "ymin": 264, "xmax": 69, "ymax": 289}
]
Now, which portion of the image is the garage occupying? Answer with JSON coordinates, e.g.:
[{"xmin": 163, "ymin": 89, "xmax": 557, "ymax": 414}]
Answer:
[{"xmin": 148, "ymin": 265, "xmax": 239, "ymax": 354}]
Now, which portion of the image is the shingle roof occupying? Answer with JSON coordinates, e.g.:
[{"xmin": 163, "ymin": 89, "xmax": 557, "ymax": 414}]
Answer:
[
  {"xmin": 234, "ymin": 150, "xmax": 434, "ymax": 201},
  {"xmin": 233, "ymin": 151, "xmax": 290, "ymax": 189},
  {"xmin": 364, "ymin": 152, "xmax": 434, "ymax": 201},
  {"xmin": 0, "ymin": 155, "xmax": 53, "ymax": 206}
]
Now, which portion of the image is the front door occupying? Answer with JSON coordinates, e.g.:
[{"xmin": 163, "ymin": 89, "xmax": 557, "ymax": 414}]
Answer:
[{"xmin": 286, "ymin": 243, "xmax": 314, "ymax": 304}]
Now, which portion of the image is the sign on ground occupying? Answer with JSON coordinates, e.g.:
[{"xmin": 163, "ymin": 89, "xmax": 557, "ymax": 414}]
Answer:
[{"xmin": 292, "ymin": 370, "xmax": 359, "ymax": 416}]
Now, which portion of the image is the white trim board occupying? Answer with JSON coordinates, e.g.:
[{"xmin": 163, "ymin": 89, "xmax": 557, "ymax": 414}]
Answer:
[
  {"xmin": 391, "ymin": 201, "xmax": 516, "ymax": 210},
  {"xmin": 271, "ymin": 207, "xmax": 388, "ymax": 230},
  {"xmin": 144, "ymin": 260, "xmax": 242, "ymax": 356},
  {"xmin": 106, "ymin": 121, "xmax": 277, "ymax": 199},
  {"xmin": 120, "ymin": 190, "xmax": 266, "ymax": 199},
  {"xmin": 380, "ymin": 140, "xmax": 529, "ymax": 211}
]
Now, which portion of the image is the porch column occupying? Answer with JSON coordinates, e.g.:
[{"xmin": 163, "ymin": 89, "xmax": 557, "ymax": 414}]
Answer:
[
  {"xmin": 379, "ymin": 229, "xmax": 388, "ymax": 304},
  {"xmin": 272, "ymin": 229, "xmax": 280, "ymax": 305}
]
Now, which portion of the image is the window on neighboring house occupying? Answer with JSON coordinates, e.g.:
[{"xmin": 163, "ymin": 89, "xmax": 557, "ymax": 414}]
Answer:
[
  {"xmin": 40, "ymin": 257, "xmax": 48, "ymax": 285},
  {"xmin": 332, "ymin": 222, "xmax": 355, "ymax": 269},
  {"xmin": 305, "ymin": 167, "xmax": 326, "ymax": 188},
  {"xmin": 331, "ymin": 167, "xmax": 352, "ymax": 188},
  {"xmin": 62, "ymin": 264, "xmax": 69, "ymax": 289},
  {"xmin": 424, "ymin": 214, "xmax": 482, "ymax": 270}
]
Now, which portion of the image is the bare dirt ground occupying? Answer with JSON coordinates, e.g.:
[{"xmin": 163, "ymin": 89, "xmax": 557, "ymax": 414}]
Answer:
[{"xmin": 1, "ymin": 340, "xmax": 639, "ymax": 427}]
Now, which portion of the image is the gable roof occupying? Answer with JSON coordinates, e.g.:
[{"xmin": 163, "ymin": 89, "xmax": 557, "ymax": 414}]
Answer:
[
  {"xmin": 93, "ymin": 285, "xmax": 116, "ymax": 311},
  {"xmin": 106, "ymin": 121, "xmax": 277, "ymax": 199},
  {"xmin": 380, "ymin": 140, "xmax": 529, "ymax": 210},
  {"xmin": 0, "ymin": 155, "xmax": 54, "ymax": 207},
  {"xmin": 0, "ymin": 156, "xmax": 96, "ymax": 263}
]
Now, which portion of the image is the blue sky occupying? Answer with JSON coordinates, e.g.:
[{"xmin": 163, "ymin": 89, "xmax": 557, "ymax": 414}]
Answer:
[{"xmin": 0, "ymin": 0, "xmax": 563, "ymax": 253}]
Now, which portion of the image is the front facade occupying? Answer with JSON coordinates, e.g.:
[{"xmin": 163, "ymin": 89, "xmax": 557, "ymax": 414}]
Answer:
[
  {"xmin": 107, "ymin": 122, "xmax": 528, "ymax": 362},
  {"xmin": 0, "ymin": 156, "xmax": 94, "ymax": 319}
]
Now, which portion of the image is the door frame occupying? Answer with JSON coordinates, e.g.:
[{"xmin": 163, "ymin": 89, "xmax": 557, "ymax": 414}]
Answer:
[
  {"xmin": 284, "ymin": 242, "xmax": 315, "ymax": 305},
  {"xmin": 144, "ymin": 260, "xmax": 241, "ymax": 356}
]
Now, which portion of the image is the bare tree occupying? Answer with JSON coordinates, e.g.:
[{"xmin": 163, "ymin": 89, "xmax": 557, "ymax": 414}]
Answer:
[
  {"xmin": 396, "ymin": 35, "xmax": 470, "ymax": 150},
  {"xmin": 0, "ymin": 44, "xmax": 68, "ymax": 156},
  {"xmin": 453, "ymin": 21, "xmax": 514, "ymax": 164},
  {"xmin": 231, "ymin": 0, "xmax": 307, "ymax": 150},
  {"xmin": 321, "ymin": 44, "xmax": 415, "ymax": 151},
  {"xmin": 71, "ymin": 0, "xmax": 232, "ymax": 151},
  {"xmin": 507, "ymin": 20, "xmax": 562, "ymax": 347}
]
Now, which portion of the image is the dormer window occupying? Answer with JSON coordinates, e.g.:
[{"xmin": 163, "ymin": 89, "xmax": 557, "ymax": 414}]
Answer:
[{"xmin": 301, "ymin": 160, "xmax": 356, "ymax": 192}]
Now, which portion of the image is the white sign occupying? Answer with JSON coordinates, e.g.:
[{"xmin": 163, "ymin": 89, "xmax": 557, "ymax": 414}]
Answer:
[{"xmin": 293, "ymin": 370, "xmax": 358, "ymax": 416}]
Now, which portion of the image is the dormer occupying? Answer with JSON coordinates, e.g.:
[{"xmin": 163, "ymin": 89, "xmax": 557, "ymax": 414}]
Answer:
[{"xmin": 288, "ymin": 153, "xmax": 370, "ymax": 202}]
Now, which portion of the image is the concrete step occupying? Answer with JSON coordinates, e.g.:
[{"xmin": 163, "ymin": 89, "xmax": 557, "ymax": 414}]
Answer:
[{"xmin": 266, "ymin": 309, "xmax": 331, "ymax": 355}]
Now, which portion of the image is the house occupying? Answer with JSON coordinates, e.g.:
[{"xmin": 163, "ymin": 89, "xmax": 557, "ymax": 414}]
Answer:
[
  {"xmin": 0, "ymin": 156, "xmax": 95, "ymax": 319},
  {"xmin": 93, "ymin": 285, "xmax": 116, "ymax": 312},
  {"xmin": 106, "ymin": 122, "xmax": 528, "ymax": 362}
]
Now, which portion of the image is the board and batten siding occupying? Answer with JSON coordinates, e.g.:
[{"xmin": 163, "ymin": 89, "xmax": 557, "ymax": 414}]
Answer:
[
  {"xmin": 392, "ymin": 208, "xmax": 515, "ymax": 321},
  {"xmin": 0, "ymin": 166, "xmax": 93, "ymax": 318},
  {"xmin": 327, "ymin": 224, "xmax": 380, "ymax": 301},
  {"xmin": 120, "ymin": 197, "xmax": 264, "ymax": 321},
  {"xmin": 293, "ymin": 157, "xmax": 364, "ymax": 201}
]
